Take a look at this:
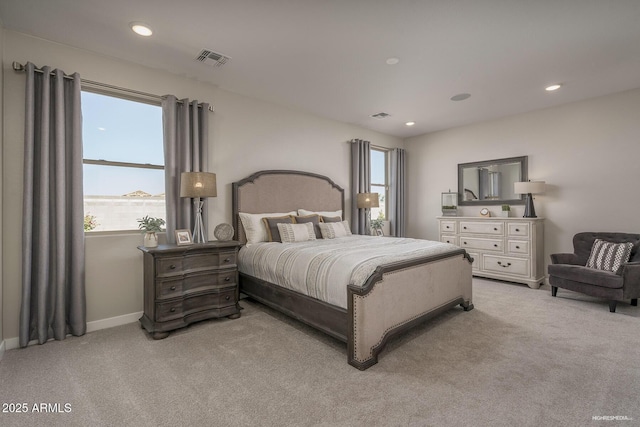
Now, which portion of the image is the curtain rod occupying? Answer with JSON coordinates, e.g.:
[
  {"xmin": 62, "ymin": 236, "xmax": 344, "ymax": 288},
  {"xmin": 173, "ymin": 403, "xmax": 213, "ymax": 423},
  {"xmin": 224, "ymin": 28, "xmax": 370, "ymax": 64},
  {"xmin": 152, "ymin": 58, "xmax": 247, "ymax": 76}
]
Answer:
[
  {"xmin": 348, "ymin": 140, "xmax": 391, "ymax": 151},
  {"xmin": 12, "ymin": 61, "xmax": 214, "ymax": 112}
]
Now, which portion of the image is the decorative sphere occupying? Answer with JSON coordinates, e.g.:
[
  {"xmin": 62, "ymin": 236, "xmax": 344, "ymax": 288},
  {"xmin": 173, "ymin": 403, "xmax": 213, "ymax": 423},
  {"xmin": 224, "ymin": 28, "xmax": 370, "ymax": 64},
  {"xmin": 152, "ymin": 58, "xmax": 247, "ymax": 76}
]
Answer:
[{"xmin": 214, "ymin": 223, "xmax": 234, "ymax": 241}]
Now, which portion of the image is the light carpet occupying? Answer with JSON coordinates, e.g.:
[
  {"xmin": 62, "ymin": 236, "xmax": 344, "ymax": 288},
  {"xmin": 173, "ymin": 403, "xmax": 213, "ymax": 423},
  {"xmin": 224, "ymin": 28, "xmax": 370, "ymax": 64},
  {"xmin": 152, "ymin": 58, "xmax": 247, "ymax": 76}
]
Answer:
[{"xmin": 1, "ymin": 278, "xmax": 638, "ymax": 427}]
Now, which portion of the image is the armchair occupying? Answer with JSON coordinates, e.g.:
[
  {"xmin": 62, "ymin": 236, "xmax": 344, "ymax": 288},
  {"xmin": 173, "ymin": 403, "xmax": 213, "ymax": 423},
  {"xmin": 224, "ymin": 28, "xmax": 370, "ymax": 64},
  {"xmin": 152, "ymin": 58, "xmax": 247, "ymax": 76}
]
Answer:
[{"xmin": 548, "ymin": 232, "xmax": 640, "ymax": 312}]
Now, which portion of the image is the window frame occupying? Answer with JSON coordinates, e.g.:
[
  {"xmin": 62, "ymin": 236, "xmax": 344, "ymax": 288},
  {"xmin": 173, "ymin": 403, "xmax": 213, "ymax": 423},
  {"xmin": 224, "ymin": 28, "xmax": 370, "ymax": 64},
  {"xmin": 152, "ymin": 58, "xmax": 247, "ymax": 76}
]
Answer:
[
  {"xmin": 370, "ymin": 147, "xmax": 389, "ymax": 220},
  {"xmin": 81, "ymin": 88, "xmax": 165, "ymax": 232}
]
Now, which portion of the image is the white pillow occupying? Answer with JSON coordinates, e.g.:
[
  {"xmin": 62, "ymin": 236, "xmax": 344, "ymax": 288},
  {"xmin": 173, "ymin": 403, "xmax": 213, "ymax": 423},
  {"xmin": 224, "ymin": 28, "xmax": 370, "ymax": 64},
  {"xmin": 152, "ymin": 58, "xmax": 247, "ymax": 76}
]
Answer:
[
  {"xmin": 277, "ymin": 222, "xmax": 316, "ymax": 243},
  {"xmin": 318, "ymin": 221, "xmax": 352, "ymax": 239},
  {"xmin": 298, "ymin": 209, "xmax": 342, "ymax": 219},
  {"xmin": 239, "ymin": 211, "xmax": 297, "ymax": 244}
]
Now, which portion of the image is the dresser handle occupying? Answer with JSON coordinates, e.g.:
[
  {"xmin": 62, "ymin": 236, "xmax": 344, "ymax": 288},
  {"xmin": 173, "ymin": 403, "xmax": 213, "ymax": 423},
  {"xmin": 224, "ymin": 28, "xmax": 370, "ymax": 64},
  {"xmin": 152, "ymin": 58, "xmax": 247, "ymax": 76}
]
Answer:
[
  {"xmin": 224, "ymin": 258, "xmax": 231, "ymax": 263},
  {"xmin": 493, "ymin": 244, "xmax": 498, "ymax": 247},
  {"xmin": 494, "ymin": 228, "xmax": 497, "ymax": 231},
  {"xmin": 515, "ymin": 228, "xmax": 520, "ymax": 232},
  {"xmin": 170, "ymin": 286, "xmax": 176, "ymax": 291},
  {"xmin": 169, "ymin": 265, "xmax": 176, "ymax": 270},
  {"xmin": 463, "ymin": 242, "xmax": 467, "ymax": 245},
  {"xmin": 463, "ymin": 226, "xmax": 467, "ymax": 230},
  {"xmin": 224, "ymin": 277, "xmax": 231, "ymax": 282},
  {"xmin": 497, "ymin": 261, "xmax": 512, "ymax": 268},
  {"xmin": 446, "ymin": 225, "xmax": 450, "ymax": 229},
  {"xmin": 170, "ymin": 308, "xmax": 176, "ymax": 312},
  {"xmin": 515, "ymin": 246, "xmax": 520, "ymax": 249},
  {"xmin": 225, "ymin": 295, "xmax": 231, "ymax": 301}
]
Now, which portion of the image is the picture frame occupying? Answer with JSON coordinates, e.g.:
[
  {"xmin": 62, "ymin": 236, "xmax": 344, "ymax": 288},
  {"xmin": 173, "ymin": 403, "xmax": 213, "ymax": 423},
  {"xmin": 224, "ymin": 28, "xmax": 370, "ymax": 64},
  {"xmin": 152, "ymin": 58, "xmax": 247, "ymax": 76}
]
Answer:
[
  {"xmin": 175, "ymin": 229, "xmax": 193, "ymax": 246},
  {"xmin": 375, "ymin": 228, "xmax": 384, "ymax": 237}
]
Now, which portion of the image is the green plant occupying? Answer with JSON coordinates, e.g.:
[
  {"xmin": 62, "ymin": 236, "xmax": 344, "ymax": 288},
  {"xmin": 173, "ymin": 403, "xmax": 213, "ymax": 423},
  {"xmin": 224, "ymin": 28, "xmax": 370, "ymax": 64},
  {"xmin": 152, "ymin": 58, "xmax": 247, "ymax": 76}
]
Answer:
[
  {"xmin": 84, "ymin": 213, "xmax": 98, "ymax": 231},
  {"xmin": 137, "ymin": 216, "xmax": 165, "ymax": 233},
  {"xmin": 501, "ymin": 205, "xmax": 511, "ymax": 211},
  {"xmin": 370, "ymin": 216, "xmax": 385, "ymax": 230}
]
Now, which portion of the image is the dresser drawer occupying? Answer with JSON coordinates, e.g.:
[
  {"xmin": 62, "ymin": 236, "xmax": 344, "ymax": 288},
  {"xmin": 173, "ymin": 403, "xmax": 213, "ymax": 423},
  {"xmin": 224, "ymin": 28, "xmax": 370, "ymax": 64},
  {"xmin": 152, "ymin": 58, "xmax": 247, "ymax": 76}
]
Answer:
[
  {"xmin": 184, "ymin": 250, "xmax": 237, "ymax": 270},
  {"xmin": 483, "ymin": 255, "xmax": 529, "ymax": 277},
  {"xmin": 508, "ymin": 222, "xmax": 530, "ymax": 237},
  {"xmin": 156, "ymin": 278, "xmax": 183, "ymax": 300},
  {"xmin": 508, "ymin": 240, "xmax": 529, "ymax": 255},
  {"xmin": 460, "ymin": 237, "xmax": 503, "ymax": 252},
  {"xmin": 460, "ymin": 221, "xmax": 504, "ymax": 235},
  {"xmin": 440, "ymin": 221, "xmax": 457, "ymax": 233},
  {"xmin": 156, "ymin": 257, "xmax": 183, "ymax": 277},
  {"xmin": 441, "ymin": 235, "xmax": 458, "ymax": 245}
]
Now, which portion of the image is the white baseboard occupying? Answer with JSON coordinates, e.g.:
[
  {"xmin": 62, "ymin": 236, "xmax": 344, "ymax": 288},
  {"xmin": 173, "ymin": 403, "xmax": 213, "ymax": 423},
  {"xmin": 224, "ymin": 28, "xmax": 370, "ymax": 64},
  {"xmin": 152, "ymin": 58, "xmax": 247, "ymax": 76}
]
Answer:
[
  {"xmin": 0, "ymin": 340, "xmax": 6, "ymax": 362},
  {"xmin": 3, "ymin": 311, "xmax": 143, "ymax": 351}
]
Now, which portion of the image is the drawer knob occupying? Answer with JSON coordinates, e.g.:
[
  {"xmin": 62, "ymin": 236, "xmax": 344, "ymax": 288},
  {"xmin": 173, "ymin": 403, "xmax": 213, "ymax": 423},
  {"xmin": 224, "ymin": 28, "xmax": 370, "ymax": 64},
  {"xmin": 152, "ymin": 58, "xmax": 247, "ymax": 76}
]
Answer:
[
  {"xmin": 446, "ymin": 225, "xmax": 450, "ymax": 229},
  {"xmin": 225, "ymin": 277, "xmax": 231, "ymax": 282},
  {"xmin": 516, "ymin": 246, "xmax": 520, "ymax": 249},
  {"xmin": 463, "ymin": 242, "xmax": 467, "ymax": 245},
  {"xmin": 463, "ymin": 226, "xmax": 467, "ymax": 230},
  {"xmin": 493, "ymin": 244, "xmax": 498, "ymax": 247},
  {"xmin": 225, "ymin": 295, "xmax": 231, "ymax": 301},
  {"xmin": 170, "ymin": 308, "xmax": 176, "ymax": 312},
  {"xmin": 515, "ymin": 228, "xmax": 520, "ymax": 232},
  {"xmin": 169, "ymin": 265, "xmax": 176, "ymax": 270},
  {"xmin": 170, "ymin": 286, "xmax": 176, "ymax": 291},
  {"xmin": 494, "ymin": 228, "xmax": 497, "ymax": 231},
  {"xmin": 224, "ymin": 258, "xmax": 231, "ymax": 263}
]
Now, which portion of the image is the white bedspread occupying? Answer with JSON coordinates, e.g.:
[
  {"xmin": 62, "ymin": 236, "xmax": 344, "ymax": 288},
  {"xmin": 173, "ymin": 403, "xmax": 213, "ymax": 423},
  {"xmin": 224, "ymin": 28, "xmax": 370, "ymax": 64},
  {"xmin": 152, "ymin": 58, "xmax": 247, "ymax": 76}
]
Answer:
[{"xmin": 238, "ymin": 235, "xmax": 460, "ymax": 309}]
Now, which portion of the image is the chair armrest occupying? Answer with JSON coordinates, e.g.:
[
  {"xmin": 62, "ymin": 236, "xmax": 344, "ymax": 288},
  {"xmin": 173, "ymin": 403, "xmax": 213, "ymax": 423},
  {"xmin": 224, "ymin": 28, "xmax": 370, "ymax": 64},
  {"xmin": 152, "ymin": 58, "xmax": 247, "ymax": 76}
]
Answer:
[
  {"xmin": 550, "ymin": 253, "xmax": 580, "ymax": 265},
  {"xmin": 622, "ymin": 262, "xmax": 640, "ymax": 298}
]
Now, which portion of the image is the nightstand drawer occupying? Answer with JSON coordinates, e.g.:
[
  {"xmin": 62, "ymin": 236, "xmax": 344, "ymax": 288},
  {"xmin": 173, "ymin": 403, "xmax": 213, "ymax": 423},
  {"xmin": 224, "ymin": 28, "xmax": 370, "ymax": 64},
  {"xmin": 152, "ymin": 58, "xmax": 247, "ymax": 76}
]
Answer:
[
  {"xmin": 156, "ymin": 300, "xmax": 184, "ymax": 322},
  {"xmin": 183, "ymin": 287, "xmax": 237, "ymax": 313},
  {"xmin": 183, "ymin": 270, "xmax": 237, "ymax": 294},
  {"xmin": 460, "ymin": 237, "xmax": 503, "ymax": 252},
  {"xmin": 460, "ymin": 221, "xmax": 504, "ymax": 235},
  {"xmin": 184, "ymin": 250, "xmax": 237, "ymax": 270},
  {"xmin": 156, "ymin": 278, "xmax": 183, "ymax": 299},
  {"xmin": 156, "ymin": 257, "xmax": 183, "ymax": 276}
]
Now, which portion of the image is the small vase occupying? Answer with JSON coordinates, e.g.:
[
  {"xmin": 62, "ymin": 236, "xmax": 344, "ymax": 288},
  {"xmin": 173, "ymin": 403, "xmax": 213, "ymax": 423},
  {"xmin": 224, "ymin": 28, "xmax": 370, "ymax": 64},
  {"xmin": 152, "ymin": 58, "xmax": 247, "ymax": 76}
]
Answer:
[
  {"xmin": 501, "ymin": 211, "xmax": 510, "ymax": 218},
  {"xmin": 144, "ymin": 232, "xmax": 158, "ymax": 248}
]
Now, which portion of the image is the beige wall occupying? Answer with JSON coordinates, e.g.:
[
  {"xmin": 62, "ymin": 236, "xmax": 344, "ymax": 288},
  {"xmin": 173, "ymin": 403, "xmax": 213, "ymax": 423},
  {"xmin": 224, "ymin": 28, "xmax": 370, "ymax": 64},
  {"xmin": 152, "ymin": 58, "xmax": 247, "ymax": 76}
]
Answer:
[
  {"xmin": 405, "ymin": 88, "xmax": 640, "ymax": 270},
  {"xmin": 1, "ymin": 30, "xmax": 402, "ymax": 343}
]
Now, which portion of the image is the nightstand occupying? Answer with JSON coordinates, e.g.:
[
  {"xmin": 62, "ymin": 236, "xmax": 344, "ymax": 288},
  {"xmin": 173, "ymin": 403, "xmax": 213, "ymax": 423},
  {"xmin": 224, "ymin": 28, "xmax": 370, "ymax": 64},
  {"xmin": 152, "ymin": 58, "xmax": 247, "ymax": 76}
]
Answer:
[{"xmin": 138, "ymin": 240, "xmax": 242, "ymax": 339}]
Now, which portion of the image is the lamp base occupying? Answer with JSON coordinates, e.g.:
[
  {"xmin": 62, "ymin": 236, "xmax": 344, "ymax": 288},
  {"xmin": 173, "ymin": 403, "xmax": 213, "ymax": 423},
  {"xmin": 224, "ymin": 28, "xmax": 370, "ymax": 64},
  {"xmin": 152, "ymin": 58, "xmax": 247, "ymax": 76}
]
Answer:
[
  {"xmin": 193, "ymin": 199, "xmax": 207, "ymax": 243},
  {"xmin": 523, "ymin": 193, "xmax": 537, "ymax": 218}
]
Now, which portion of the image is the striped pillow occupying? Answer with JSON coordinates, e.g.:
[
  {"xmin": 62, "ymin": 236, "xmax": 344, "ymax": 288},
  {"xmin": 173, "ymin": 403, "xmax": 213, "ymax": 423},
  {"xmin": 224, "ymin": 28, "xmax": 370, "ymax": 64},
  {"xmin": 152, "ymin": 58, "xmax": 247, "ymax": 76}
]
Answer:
[
  {"xmin": 277, "ymin": 222, "xmax": 316, "ymax": 243},
  {"xmin": 586, "ymin": 239, "xmax": 633, "ymax": 273},
  {"xmin": 318, "ymin": 221, "xmax": 352, "ymax": 239}
]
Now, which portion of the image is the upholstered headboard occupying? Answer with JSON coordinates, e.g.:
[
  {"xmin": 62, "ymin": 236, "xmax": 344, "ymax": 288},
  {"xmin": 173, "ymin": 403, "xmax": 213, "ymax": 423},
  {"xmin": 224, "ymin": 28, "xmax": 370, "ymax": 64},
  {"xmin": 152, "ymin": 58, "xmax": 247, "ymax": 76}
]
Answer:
[{"xmin": 232, "ymin": 170, "xmax": 345, "ymax": 243}]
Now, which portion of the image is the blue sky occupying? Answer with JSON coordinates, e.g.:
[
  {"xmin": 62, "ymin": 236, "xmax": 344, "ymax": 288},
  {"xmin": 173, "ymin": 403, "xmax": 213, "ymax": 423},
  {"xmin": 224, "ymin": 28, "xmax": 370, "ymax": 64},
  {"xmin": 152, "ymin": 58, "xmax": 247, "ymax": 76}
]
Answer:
[{"xmin": 82, "ymin": 91, "xmax": 164, "ymax": 196}]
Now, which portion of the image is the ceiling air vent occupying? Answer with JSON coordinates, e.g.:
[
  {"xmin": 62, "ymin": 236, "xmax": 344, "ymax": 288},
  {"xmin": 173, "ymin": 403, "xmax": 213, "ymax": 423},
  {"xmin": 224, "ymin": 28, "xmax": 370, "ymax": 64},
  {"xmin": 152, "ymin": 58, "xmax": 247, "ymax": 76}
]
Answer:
[
  {"xmin": 370, "ymin": 112, "xmax": 390, "ymax": 119},
  {"xmin": 195, "ymin": 49, "xmax": 231, "ymax": 67}
]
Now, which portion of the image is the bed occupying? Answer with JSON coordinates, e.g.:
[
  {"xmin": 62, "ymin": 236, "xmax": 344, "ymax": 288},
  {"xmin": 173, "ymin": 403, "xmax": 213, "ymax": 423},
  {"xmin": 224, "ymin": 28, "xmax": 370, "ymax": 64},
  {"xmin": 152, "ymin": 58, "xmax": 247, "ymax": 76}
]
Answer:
[{"xmin": 232, "ymin": 170, "xmax": 473, "ymax": 370}]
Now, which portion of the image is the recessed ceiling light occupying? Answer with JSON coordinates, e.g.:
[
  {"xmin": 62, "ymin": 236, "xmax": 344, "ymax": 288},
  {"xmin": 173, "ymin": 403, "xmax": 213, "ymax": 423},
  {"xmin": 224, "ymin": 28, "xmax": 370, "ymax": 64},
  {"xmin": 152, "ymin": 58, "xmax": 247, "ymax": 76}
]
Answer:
[
  {"xmin": 405, "ymin": 121, "xmax": 415, "ymax": 126},
  {"xmin": 450, "ymin": 93, "xmax": 471, "ymax": 101},
  {"xmin": 545, "ymin": 84, "xmax": 562, "ymax": 91},
  {"xmin": 385, "ymin": 57, "xmax": 400, "ymax": 65},
  {"xmin": 131, "ymin": 22, "xmax": 153, "ymax": 37}
]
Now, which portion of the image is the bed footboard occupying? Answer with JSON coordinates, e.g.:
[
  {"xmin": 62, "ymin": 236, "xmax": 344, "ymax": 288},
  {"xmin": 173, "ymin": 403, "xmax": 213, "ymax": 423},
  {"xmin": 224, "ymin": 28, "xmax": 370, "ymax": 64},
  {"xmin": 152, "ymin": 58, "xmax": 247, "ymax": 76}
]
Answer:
[{"xmin": 347, "ymin": 251, "xmax": 473, "ymax": 370}]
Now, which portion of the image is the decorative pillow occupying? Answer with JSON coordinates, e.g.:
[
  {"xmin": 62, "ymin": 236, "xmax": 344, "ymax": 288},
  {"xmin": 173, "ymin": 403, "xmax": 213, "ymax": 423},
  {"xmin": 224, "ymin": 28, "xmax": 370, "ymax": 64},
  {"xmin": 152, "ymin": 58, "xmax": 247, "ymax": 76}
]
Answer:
[
  {"xmin": 318, "ymin": 221, "xmax": 352, "ymax": 239},
  {"xmin": 298, "ymin": 209, "xmax": 342, "ymax": 219},
  {"xmin": 239, "ymin": 211, "xmax": 297, "ymax": 244},
  {"xmin": 586, "ymin": 239, "xmax": 634, "ymax": 273},
  {"xmin": 294, "ymin": 214, "xmax": 322, "ymax": 238},
  {"xmin": 262, "ymin": 216, "xmax": 295, "ymax": 242},
  {"xmin": 321, "ymin": 215, "xmax": 342, "ymax": 223},
  {"xmin": 277, "ymin": 222, "xmax": 317, "ymax": 243}
]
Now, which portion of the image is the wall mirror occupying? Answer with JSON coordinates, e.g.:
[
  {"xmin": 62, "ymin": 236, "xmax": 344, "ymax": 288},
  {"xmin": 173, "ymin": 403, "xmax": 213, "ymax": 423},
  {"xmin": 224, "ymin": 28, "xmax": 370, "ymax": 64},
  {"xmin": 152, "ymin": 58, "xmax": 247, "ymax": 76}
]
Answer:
[{"xmin": 458, "ymin": 156, "xmax": 528, "ymax": 205}]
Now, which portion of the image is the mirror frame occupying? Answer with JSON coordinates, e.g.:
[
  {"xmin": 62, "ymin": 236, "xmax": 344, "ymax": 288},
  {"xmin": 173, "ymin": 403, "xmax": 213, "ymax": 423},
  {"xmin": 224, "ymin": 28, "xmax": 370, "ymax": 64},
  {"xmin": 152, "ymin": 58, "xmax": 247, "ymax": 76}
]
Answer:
[{"xmin": 457, "ymin": 156, "xmax": 528, "ymax": 206}]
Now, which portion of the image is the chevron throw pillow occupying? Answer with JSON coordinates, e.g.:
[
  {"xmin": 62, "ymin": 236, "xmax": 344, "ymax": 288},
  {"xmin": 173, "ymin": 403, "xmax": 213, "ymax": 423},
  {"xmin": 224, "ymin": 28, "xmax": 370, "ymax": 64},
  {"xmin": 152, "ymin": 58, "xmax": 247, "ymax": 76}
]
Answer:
[{"xmin": 586, "ymin": 239, "xmax": 633, "ymax": 274}]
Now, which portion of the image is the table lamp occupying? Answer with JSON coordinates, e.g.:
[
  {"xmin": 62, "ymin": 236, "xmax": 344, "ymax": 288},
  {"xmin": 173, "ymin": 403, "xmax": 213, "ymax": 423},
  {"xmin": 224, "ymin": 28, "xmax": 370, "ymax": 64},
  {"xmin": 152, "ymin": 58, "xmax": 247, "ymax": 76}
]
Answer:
[
  {"xmin": 514, "ymin": 181, "xmax": 545, "ymax": 218},
  {"xmin": 180, "ymin": 172, "xmax": 217, "ymax": 243}
]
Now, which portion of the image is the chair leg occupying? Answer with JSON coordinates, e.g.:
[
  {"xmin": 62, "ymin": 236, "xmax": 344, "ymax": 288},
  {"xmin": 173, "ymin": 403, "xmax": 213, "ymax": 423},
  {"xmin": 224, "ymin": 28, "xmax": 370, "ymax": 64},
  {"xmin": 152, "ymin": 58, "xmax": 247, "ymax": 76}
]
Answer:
[
  {"xmin": 631, "ymin": 298, "xmax": 638, "ymax": 306},
  {"xmin": 551, "ymin": 286, "xmax": 558, "ymax": 297},
  {"xmin": 609, "ymin": 301, "xmax": 617, "ymax": 313}
]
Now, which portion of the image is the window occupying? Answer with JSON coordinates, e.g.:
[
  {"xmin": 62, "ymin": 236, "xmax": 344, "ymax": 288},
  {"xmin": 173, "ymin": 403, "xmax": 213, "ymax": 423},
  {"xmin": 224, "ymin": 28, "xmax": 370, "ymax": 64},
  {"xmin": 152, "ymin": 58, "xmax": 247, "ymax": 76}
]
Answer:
[
  {"xmin": 370, "ymin": 148, "xmax": 388, "ymax": 221},
  {"xmin": 82, "ymin": 91, "xmax": 164, "ymax": 232}
]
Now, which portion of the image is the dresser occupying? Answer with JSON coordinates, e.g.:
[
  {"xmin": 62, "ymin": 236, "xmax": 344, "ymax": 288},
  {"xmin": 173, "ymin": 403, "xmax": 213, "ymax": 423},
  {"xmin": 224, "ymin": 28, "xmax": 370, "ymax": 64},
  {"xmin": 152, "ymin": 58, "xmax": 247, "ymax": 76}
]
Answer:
[
  {"xmin": 138, "ymin": 241, "xmax": 242, "ymax": 339},
  {"xmin": 437, "ymin": 217, "xmax": 545, "ymax": 289}
]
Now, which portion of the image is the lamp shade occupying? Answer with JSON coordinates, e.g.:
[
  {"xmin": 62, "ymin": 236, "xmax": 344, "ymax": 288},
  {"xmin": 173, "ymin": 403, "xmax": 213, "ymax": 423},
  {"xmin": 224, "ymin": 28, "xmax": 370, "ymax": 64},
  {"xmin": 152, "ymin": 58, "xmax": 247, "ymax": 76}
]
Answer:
[
  {"xmin": 357, "ymin": 192, "xmax": 380, "ymax": 209},
  {"xmin": 514, "ymin": 181, "xmax": 545, "ymax": 195},
  {"xmin": 180, "ymin": 172, "xmax": 217, "ymax": 198}
]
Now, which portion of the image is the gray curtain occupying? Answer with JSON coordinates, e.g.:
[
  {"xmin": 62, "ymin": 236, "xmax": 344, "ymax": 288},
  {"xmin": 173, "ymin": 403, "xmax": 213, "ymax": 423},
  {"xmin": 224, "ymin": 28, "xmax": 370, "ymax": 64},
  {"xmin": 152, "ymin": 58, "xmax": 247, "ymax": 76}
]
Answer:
[
  {"xmin": 389, "ymin": 148, "xmax": 406, "ymax": 237},
  {"xmin": 20, "ymin": 62, "xmax": 86, "ymax": 347},
  {"xmin": 350, "ymin": 139, "xmax": 371, "ymax": 235},
  {"xmin": 162, "ymin": 96, "xmax": 209, "ymax": 243}
]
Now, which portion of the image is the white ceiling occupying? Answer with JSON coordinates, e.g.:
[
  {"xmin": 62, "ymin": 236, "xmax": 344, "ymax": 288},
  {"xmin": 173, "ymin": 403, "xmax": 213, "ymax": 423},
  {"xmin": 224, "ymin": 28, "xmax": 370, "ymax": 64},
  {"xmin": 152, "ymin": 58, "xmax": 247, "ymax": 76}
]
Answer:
[{"xmin": 2, "ymin": 0, "xmax": 640, "ymax": 138}]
